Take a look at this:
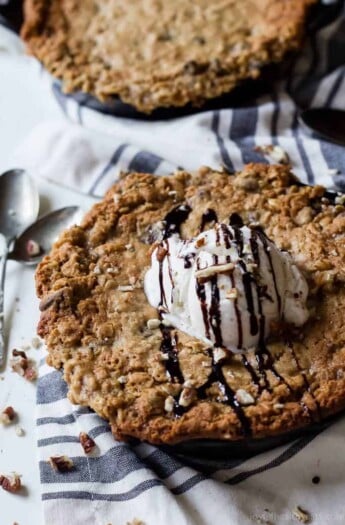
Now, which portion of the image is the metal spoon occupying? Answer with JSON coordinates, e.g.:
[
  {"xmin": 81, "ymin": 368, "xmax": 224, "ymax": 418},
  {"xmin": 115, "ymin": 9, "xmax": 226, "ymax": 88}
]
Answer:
[
  {"xmin": 9, "ymin": 206, "xmax": 83, "ymax": 266},
  {"xmin": 299, "ymin": 108, "xmax": 345, "ymax": 147},
  {"xmin": 0, "ymin": 169, "xmax": 39, "ymax": 367}
]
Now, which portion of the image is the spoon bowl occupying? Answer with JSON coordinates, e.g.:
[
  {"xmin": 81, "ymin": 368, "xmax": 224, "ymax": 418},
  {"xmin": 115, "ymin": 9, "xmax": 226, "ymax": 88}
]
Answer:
[
  {"xmin": 9, "ymin": 206, "xmax": 84, "ymax": 265},
  {"xmin": 0, "ymin": 169, "xmax": 39, "ymax": 241}
]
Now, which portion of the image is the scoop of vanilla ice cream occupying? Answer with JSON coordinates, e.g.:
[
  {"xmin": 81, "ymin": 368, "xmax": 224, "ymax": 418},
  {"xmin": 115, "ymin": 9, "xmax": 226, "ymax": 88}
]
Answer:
[{"xmin": 144, "ymin": 222, "xmax": 309, "ymax": 353}]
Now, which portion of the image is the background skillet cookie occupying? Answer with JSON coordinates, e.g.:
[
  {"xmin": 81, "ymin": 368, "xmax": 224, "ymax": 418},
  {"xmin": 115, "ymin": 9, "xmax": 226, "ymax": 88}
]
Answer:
[
  {"xmin": 22, "ymin": 0, "xmax": 316, "ymax": 113},
  {"xmin": 36, "ymin": 164, "xmax": 345, "ymax": 445}
]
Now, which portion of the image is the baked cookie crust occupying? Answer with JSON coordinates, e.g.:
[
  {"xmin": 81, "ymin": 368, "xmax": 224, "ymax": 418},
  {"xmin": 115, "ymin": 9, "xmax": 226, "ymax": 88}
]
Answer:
[
  {"xmin": 36, "ymin": 164, "xmax": 345, "ymax": 445},
  {"xmin": 22, "ymin": 0, "xmax": 316, "ymax": 113}
]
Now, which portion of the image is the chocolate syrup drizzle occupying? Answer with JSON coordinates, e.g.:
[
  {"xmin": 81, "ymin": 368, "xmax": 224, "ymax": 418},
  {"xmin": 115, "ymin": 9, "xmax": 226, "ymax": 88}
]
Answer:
[
  {"xmin": 287, "ymin": 342, "xmax": 321, "ymax": 421},
  {"xmin": 156, "ymin": 206, "xmax": 316, "ymax": 433},
  {"xmin": 163, "ymin": 204, "xmax": 192, "ymax": 239},
  {"xmin": 200, "ymin": 208, "xmax": 218, "ymax": 232},
  {"xmin": 198, "ymin": 348, "xmax": 252, "ymax": 436}
]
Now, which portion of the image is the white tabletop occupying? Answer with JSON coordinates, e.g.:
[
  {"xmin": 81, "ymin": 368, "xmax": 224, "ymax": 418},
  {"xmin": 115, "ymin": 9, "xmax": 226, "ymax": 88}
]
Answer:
[
  {"xmin": 0, "ymin": 32, "xmax": 97, "ymax": 521},
  {"xmin": 0, "ymin": 177, "xmax": 95, "ymax": 525}
]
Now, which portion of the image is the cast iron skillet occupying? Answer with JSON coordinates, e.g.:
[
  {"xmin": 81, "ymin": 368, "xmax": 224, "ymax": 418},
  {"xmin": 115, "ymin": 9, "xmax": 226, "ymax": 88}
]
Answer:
[
  {"xmin": 51, "ymin": 0, "xmax": 343, "ymax": 120},
  {"xmin": 0, "ymin": 0, "xmax": 342, "ymax": 120},
  {"xmin": 161, "ymin": 415, "xmax": 339, "ymax": 461},
  {"xmin": 155, "ymin": 181, "xmax": 344, "ymax": 461}
]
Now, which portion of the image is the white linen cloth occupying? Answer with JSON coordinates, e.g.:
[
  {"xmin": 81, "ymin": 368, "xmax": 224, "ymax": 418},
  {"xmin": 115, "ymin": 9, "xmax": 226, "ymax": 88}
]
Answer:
[{"xmin": 1, "ymin": 2, "xmax": 345, "ymax": 523}]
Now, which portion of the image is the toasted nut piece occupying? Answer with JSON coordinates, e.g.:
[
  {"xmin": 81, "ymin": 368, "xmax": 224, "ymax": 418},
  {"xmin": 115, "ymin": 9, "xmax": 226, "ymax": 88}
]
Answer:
[
  {"xmin": 179, "ymin": 387, "xmax": 196, "ymax": 407},
  {"xmin": 24, "ymin": 366, "xmax": 38, "ymax": 382},
  {"xmin": 147, "ymin": 319, "xmax": 161, "ymax": 330},
  {"xmin": 79, "ymin": 432, "xmax": 96, "ymax": 454},
  {"xmin": 12, "ymin": 349, "xmax": 27, "ymax": 359},
  {"xmin": 292, "ymin": 506, "xmax": 311, "ymax": 523},
  {"xmin": 48, "ymin": 455, "xmax": 74, "ymax": 472},
  {"xmin": 236, "ymin": 389, "xmax": 255, "ymax": 406},
  {"xmin": 0, "ymin": 473, "xmax": 22, "ymax": 493},
  {"xmin": 0, "ymin": 406, "xmax": 16, "ymax": 425},
  {"xmin": 10, "ymin": 357, "xmax": 27, "ymax": 376},
  {"xmin": 195, "ymin": 262, "xmax": 234, "ymax": 280},
  {"xmin": 213, "ymin": 348, "xmax": 227, "ymax": 363},
  {"xmin": 164, "ymin": 395, "xmax": 175, "ymax": 413},
  {"xmin": 117, "ymin": 285, "xmax": 134, "ymax": 292}
]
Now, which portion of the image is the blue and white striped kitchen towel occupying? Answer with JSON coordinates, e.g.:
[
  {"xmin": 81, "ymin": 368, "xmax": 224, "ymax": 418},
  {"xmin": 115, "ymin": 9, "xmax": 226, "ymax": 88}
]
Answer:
[{"xmin": 2, "ymin": 1, "xmax": 345, "ymax": 523}]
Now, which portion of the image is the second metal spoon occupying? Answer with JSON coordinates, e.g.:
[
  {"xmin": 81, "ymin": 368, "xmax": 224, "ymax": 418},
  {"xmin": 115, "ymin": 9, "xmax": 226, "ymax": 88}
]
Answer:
[
  {"xmin": 0, "ymin": 169, "xmax": 39, "ymax": 367},
  {"xmin": 8, "ymin": 206, "xmax": 83, "ymax": 266}
]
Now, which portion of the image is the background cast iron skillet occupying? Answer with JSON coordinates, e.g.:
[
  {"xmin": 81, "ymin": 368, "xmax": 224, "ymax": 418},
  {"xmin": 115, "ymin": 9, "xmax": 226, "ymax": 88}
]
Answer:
[{"xmin": 0, "ymin": 0, "xmax": 342, "ymax": 120}]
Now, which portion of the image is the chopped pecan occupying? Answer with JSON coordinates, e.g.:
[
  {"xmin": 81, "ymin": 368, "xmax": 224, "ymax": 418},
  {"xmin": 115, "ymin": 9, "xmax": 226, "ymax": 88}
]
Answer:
[
  {"xmin": 0, "ymin": 473, "xmax": 22, "ymax": 493},
  {"xmin": 79, "ymin": 432, "xmax": 96, "ymax": 454},
  {"xmin": 39, "ymin": 288, "xmax": 67, "ymax": 311},
  {"xmin": 48, "ymin": 455, "xmax": 74, "ymax": 472},
  {"xmin": 0, "ymin": 406, "xmax": 16, "ymax": 425},
  {"xmin": 10, "ymin": 352, "xmax": 37, "ymax": 382},
  {"xmin": 24, "ymin": 367, "xmax": 38, "ymax": 382},
  {"xmin": 12, "ymin": 349, "xmax": 27, "ymax": 359}
]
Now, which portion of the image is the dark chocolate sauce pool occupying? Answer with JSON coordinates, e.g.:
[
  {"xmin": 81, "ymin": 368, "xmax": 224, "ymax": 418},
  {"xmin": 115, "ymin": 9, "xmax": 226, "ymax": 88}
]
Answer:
[{"xmin": 155, "ymin": 206, "xmax": 314, "ymax": 434}]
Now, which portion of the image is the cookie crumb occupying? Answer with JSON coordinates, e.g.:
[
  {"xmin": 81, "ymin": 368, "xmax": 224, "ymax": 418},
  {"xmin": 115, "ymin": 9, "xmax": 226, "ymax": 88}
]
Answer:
[
  {"xmin": 15, "ymin": 426, "xmax": 25, "ymax": 437},
  {"xmin": 255, "ymin": 145, "xmax": 290, "ymax": 165},
  {"xmin": 31, "ymin": 337, "xmax": 42, "ymax": 349}
]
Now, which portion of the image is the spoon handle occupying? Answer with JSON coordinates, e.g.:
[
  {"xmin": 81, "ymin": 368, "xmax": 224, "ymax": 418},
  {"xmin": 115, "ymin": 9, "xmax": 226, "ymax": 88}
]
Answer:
[{"xmin": 0, "ymin": 238, "xmax": 10, "ymax": 368}]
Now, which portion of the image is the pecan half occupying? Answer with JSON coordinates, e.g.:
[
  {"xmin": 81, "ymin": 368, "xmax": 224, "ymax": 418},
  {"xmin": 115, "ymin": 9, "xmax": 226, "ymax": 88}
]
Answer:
[
  {"xmin": 39, "ymin": 288, "xmax": 67, "ymax": 311},
  {"xmin": 48, "ymin": 455, "xmax": 74, "ymax": 472},
  {"xmin": 79, "ymin": 432, "xmax": 96, "ymax": 454}
]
